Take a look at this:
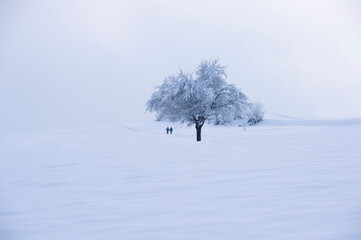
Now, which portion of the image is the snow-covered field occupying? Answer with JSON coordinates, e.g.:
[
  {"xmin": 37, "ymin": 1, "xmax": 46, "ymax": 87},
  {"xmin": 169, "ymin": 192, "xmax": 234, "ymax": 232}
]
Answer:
[{"xmin": 1, "ymin": 115, "xmax": 361, "ymax": 240}]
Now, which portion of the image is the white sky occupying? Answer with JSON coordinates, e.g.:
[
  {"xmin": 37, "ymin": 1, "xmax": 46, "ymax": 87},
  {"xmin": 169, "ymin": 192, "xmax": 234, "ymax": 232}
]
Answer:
[{"xmin": 1, "ymin": 0, "xmax": 361, "ymax": 133}]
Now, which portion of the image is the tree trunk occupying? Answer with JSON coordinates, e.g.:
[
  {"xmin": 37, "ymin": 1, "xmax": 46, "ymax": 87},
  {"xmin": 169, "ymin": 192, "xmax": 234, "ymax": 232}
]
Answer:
[
  {"xmin": 194, "ymin": 116, "xmax": 205, "ymax": 142},
  {"xmin": 195, "ymin": 124, "xmax": 202, "ymax": 142}
]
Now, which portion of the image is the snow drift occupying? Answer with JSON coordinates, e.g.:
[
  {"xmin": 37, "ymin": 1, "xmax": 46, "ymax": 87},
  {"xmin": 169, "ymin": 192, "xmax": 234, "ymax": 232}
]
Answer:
[{"xmin": 1, "ymin": 116, "xmax": 361, "ymax": 240}]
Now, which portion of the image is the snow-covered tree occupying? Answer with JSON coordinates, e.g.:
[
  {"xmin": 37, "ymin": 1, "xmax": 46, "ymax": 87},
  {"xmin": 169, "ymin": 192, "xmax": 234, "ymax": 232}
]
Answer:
[
  {"xmin": 247, "ymin": 102, "xmax": 265, "ymax": 126},
  {"xmin": 146, "ymin": 59, "xmax": 262, "ymax": 141}
]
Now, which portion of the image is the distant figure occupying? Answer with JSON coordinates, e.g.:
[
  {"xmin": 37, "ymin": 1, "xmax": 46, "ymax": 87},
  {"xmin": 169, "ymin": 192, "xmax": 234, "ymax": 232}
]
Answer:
[
  {"xmin": 170, "ymin": 127, "xmax": 173, "ymax": 134},
  {"xmin": 166, "ymin": 127, "xmax": 170, "ymax": 134}
]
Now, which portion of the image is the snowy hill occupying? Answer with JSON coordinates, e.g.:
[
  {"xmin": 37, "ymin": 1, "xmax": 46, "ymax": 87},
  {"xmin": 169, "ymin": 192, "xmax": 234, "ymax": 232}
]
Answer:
[{"xmin": 1, "ymin": 117, "xmax": 361, "ymax": 240}]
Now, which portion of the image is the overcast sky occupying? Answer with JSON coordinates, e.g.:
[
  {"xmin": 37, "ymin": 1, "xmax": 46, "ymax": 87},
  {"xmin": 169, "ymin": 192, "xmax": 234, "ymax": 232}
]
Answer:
[{"xmin": 1, "ymin": 0, "xmax": 361, "ymax": 133}]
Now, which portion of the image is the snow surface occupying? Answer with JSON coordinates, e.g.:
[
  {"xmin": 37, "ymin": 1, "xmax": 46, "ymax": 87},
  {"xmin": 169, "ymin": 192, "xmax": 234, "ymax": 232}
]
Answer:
[{"xmin": 1, "ymin": 115, "xmax": 361, "ymax": 240}]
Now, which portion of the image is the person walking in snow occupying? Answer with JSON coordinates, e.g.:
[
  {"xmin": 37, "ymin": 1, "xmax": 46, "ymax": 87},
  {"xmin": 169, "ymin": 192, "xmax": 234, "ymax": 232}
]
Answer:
[
  {"xmin": 170, "ymin": 127, "xmax": 173, "ymax": 134},
  {"xmin": 166, "ymin": 127, "xmax": 170, "ymax": 134}
]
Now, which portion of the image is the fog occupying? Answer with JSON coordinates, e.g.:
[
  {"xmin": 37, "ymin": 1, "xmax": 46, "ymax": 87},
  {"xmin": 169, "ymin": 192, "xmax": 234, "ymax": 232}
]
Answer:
[{"xmin": 1, "ymin": 0, "xmax": 361, "ymax": 133}]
